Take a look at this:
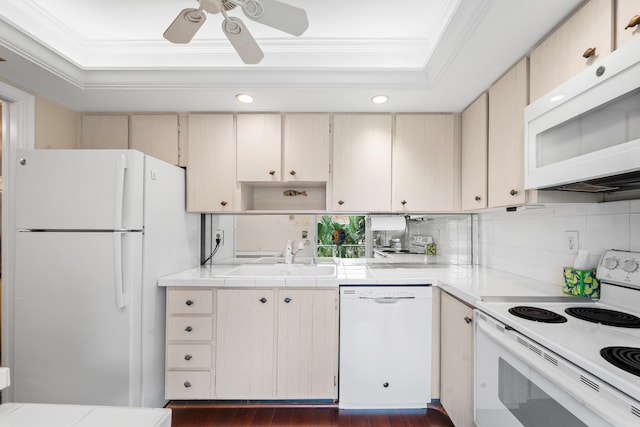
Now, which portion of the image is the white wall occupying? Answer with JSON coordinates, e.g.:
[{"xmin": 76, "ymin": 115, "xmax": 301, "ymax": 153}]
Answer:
[{"xmin": 477, "ymin": 200, "xmax": 640, "ymax": 285}]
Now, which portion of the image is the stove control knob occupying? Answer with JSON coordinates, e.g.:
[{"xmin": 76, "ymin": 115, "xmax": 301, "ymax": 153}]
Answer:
[
  {"xmin": 603, "ymin": 257, "xmax": 619, "ymax": 270},
  {"xmin": 622, "ymin": 259, "xmax": 639, "ymax": 273}
]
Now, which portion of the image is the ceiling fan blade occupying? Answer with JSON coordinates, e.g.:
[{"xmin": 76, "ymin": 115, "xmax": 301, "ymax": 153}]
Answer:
[
  {"xmin": 222, "ymin": 16, "xmax": 264, "ymax": 64},
  {"xmin": 240, "ymin": 0, "xmax": 308, "ymax": 36},
  {"xmin": 163, "ymin": 8, "xmax": 207, "ymax": 44}
]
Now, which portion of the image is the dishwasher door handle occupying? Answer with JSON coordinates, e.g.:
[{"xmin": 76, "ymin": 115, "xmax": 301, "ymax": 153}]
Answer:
[{"xmin": 358, "ymin": 296, "xmax": 416, "ymax": 303}]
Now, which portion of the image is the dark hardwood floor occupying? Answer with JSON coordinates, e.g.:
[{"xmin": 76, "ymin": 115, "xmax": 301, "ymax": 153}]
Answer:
[{"xmin": 167, "ymin": 403, "xmax": 456, "ymax": 427}]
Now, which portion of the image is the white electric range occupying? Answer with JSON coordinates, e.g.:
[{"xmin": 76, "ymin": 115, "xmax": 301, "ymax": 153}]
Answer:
[{"xmin": 475, "ymin": 250, "xmax": 640, "ymax": 427}]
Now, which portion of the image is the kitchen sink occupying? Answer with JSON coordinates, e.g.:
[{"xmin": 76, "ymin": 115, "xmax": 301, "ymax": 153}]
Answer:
[{"xmin": 219, "ymin": 263, "xmax": 337, "ymax": 278}]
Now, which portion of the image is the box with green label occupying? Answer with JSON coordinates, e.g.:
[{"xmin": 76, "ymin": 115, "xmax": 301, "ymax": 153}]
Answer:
[{"xmin": 563, "ymin": 267, "xmax": 599, "ymax": 298}]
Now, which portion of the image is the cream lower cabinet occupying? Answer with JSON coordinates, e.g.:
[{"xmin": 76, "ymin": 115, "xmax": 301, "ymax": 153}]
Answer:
[
  {"xmin": 165, "ymin": 288, "xmax": 215, "ymax": 400},
  {"xmin": 276, "ymin": 289, "xmax": 338, "ymax": 399},
  {"xmin": 166, "ymin": 287, "xmax": 338, "ymax": 400},
  {"xmin": 440, "ymin": 291, "xmax": 474, "ymax": 427}
]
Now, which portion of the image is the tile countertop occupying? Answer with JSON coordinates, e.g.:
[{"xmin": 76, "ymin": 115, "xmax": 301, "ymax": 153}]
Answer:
[{"xmin": 158, "ymin": 258, "xmax": 564, "ymax": 307}]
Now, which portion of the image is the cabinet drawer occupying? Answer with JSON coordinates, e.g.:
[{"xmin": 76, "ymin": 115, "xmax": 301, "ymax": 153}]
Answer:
[
  {"xmin": 166, "ymin": 371, "xmax": 212, "ymax": 399},
  {"xmin": 167, "ymin": 289, "xmax": 214, "ymax": 314},
  {"xmin": 167, "ymin": 344, "xmax": 212, "ymax": 369},
  {"xmin": 167, "ymin": 317, "xmax": 213, "ymax": 341}
]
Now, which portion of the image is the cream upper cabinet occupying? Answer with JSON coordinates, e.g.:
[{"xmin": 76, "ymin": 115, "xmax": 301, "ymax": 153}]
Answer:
[
  {"xmin": 283, "ymin": 114, "xmax": 330, "ymax": 182},
  {"xmin": 186, "ymin": 114, "xmax": 237, "ymax": 212},
  {"xmin": 461, "ymin": 93, "xmax": 488, "ymax": 211},
  {"xmin": 332, "ymin": 114, "xmax": 392, "ymax": 211},
  {"xmin": 392, "ymin": 114, "xmax": 461, "ymax": 212},
  {"xmin": 215, "ymin": 289, "xmax": 276, "ymax": 399},
  {"xmin": 236, "ymin": 114, "xmax": 282, "ymax": 182},
  {"xmin": 529, "ymin": 0, "xmax": 613, "ymax": 102},
  {"xmin": 616, "ymin": 0, "xmax": 640, "ymax": 48},
  {"xmin": 488, "ymin": 58, "xmax": 528, "ymax": 208},
  {"xmin": 440, "ymin": 291, "xmax": 474, "ymax": 427},
  {"xmin": 80, "ymin": 115, "xmax": 128, "ymax": 149},
  {"xmin": 276, "ymin": 289, "xmax": 338, "ymax": 399},
  {"xmin": 130, "ymin": 114, "xmax": 179, "ymax": 165}
]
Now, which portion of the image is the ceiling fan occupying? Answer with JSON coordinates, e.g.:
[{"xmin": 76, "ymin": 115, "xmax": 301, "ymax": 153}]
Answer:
[{"xmin": 164, "ymin": 0, "xmax": 309, "ymax": 64}]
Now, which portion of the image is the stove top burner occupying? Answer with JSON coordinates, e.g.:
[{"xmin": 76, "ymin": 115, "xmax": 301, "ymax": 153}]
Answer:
[
  {"xmin": 565, "ymin": 307, "xmax": 640, "ymax": 328},
  {"xmin": 600, "ymin": 347, "xmax": 640, "ymax": 377},
  {"xmin": 508, "ymin": 306, "xmax": 568, "ymax": 323}
]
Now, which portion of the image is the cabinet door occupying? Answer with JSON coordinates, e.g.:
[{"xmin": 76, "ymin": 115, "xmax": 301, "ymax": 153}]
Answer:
[
  {"xmin": 80, "ymin": 115, "xmax": 128, "ymax": 149},
  {"xmin": 215, "ymin": 289, "xmax": 275, "ymax": 399},
  {"xmin": 283, "ymin": 114, "xmax": 330, "ymax": 182},
  {"xmin": 276, "ymin": 289, "xmax": 338, "ymax": 399},
  {"xmin": 529, "ymin": 0, "xmax": 613, "ymax": 102},
  {"xmin": 130, "ymin": 114, "xmax": 179, "ymax": 165},
  {"xmin": 393, "ymin": 114, "xmax": 461, "ymax": 212},
  {"xmin": 186, "ymin": 114, "xmax": 237, "ymax": 212},
  {"xmin": 440, "ymin": 292, "xmax": 474, "ymax": 427},
  {"xmin": 461, "ymin": 93, "xmax": 488, "ymax": 210},
  {"xmin": 236, "ymin": 114, "xmax": 282, "ymax": 181},
  {"xmin": 332, "ymin": 114, "xmax": 392, "ymax": 211},
  {"xmin": 488, "ymin": 58, "xmax": 528, "ymax": 207},
  {"xmin": 616, "ymin": 0, "xmax": 640, "ymax": 48}
]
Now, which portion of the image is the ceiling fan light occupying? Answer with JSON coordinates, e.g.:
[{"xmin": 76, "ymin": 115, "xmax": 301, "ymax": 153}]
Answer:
[
  {"xmin": 236, "ymin": 93, "xmax": 254, "ymax": 103},
  {"xmin": 372, "ymin": 95, "xmax": 388, "ymax": 104}
]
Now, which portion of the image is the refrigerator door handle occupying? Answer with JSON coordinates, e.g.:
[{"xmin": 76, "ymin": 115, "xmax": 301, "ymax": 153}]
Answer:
[
  {"xmin": 114, "ymin": 232, "xmax": 126, "ymax": 309},
  {"xmin": 114, "ymin": 154, "xmax": 128, "ymax": 230}
]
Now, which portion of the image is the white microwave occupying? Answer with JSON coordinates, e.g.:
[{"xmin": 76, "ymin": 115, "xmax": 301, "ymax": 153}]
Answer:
[{"xmin": 524, "ymin": 37, "xmax": 640, "ymax": 192}]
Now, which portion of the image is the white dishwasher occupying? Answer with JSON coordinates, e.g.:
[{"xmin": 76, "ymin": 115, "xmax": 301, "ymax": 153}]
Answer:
[{"xmin": 339, "ymin": 285, "xmax": 432, "ymax": 409}]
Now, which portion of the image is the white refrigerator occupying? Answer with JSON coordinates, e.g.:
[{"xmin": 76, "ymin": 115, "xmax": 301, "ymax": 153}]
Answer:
[{"xmin": 11, "ymin": 149, "xmax": 199, "ymax": 408}]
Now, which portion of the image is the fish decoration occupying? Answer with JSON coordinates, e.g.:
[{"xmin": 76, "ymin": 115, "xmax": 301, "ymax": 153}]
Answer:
[{"xmin": 283, "ymin": 190, "xmax": 308, "ymax": 197}]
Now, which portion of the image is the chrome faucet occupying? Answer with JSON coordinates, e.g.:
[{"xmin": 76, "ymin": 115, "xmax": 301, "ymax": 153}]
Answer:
[{"xmin": 285, "ymin": 240, "xmax": 295, "ymax": 264}]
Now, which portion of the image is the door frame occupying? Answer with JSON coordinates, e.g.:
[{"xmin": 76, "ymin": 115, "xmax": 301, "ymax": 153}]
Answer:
[{"xmin": 1, "ymin": 82, "xmax": 35, "ymax": 402}]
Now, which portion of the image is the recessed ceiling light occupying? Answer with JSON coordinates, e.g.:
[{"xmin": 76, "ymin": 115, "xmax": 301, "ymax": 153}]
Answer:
[
  {"xmin": 236, "ymin": 93, "xmax": 254, "ymax": 104},
  {"xmin": 371, "ymin": 95, "xmax": 388, "ymax": 104}
]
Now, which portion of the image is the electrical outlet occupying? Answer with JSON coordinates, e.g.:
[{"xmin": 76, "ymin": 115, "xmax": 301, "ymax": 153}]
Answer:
[
  {"xmin": 564, "ymin": 231, "xmax": 579, "ymax": 254},
  {"xmin": 215, "ymin": 229, "xmax": 224, "ymax": 246}
]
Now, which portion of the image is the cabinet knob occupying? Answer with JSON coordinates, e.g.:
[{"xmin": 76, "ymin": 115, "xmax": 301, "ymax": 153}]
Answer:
[
  {"xmin": 220, "ymin": 201, "xmax": 228, "ymax": 207},
  {"xmin": 625, "ymin": 15, "xmax": 640, "ymax": 29},
  {"xmin": 509, "ymin": 189, "xmax": 518, "ymax": 196},
  {"xmin": 284, "ymin": 297, "xmax": 292, "ymax": 303},
  {"xmin": 185, "ymin": 300, "xmax": 194, "ymax": 306},
  {"xmin": 289, "ymin": 170, "xmax": 296, "ymax": 176},
  {"xmin": 464, "ymin": 316, "xmax": 473, "ymax": 324},
  {"xmin": 382, "ymin": 382, "xmax": 389, "ymax": 388},
  {"xmin": 269, "ymin": 170, "xmax": 276, "ymax": 176},
  {"xmin": 401, "ymin": 200, "xmax": 407, "ymax": 206},
  {"xmin": 474, "ymin": 196, "xmax": 481, "ymax": 201},
  {"xmin": 184, "ymin": 354, "xmax": 193, "ymax": 361},
  {"xmin": 259, "ymin": 297, "xmax": 267, "ymax": 303},
  {"xmin": 582, "ymin": 47, "xmax": 596, "ymax": 59},
  {"xmin": 183, "ymin": 381, "xmax": 192, "ymax": 388},
  {"xmin": 184, "ymin": 326, "xmax": 193, "ymax": 332},
  {"xmin": 338, "ymin": 200, "xmax": 344, "ymax": 205}
]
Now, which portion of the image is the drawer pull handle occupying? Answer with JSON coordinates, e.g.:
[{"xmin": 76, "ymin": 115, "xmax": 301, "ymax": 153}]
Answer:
[
  {"xmin": 184, "ymin": 381, "xmax": 192, "ymax": 388},
  {"xmin": 582, "ymin": 47, "xmax": 596, "ymax": 59},
  {"xmin": 259, "ymin": 297, "xmax": 267, "ymax": 303},
  {"xmin": 464, "ymin": 316, "xmax": 473, "ymax": 324},
  {"xmin": 401, "ymin": 200, "xmax": 407, "ymax": 206},
  {"xmin": 338, "ymin": 200, "xmax": 344, "ymax": 205},
  {"xmin": 185, "ymin": 300, "xmax": 194, "ymax": 306},
  {"xmin": 284, "ymin": 297, "xmax": 292, "ymax": 303},
  {"xmin": 269, "ymin": 170, "xmax": 276, "ymax": 176},
  {"xmin": 185, "ymin": 326, "xmax": 193, "ymax": 332},
  {"xmin": 475, "ymin": 196, "xmax": 481, "ymax": 201},
  {"xmin": 509, "ymin": 189, "xmax": 518, "ymax": 196},
  {"xmin": 289, "ymin": 170, "xmax": 296, "ymax": 176},
  {"xmin": 625, "ymin": 15, "xmax": 640, "ymax": 29},
  {"xmin": 184, "ymin": 354, "xmax": 192, "ymax": 361},
  {"xmin": 220, "ymin": 201, "xmax": 228, "ymax": 207}
]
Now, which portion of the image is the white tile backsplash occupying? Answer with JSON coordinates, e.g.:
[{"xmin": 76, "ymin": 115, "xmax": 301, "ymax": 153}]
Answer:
[{"xmin": 477, "ymin": 201, "xmax": 638, "ymax": 286}]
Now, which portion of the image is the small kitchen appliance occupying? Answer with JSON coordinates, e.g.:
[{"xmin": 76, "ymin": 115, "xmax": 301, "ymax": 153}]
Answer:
[
  {"xmin": 10, "ymin": 149, "xmax": 199, "ymax": 408},
  {"xmin": 475, "ymin": 250, "xmax": 640, "ymax": 426}
]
